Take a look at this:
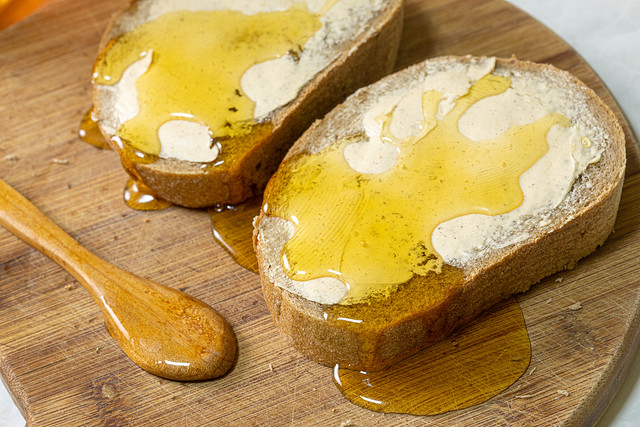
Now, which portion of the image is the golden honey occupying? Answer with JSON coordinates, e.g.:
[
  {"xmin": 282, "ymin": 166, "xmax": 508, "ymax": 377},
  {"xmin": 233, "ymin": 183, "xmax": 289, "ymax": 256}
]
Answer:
[
  {"xmin": 78, "ymin": 108, "xmax": 111, "ymax": 150},
  {"xmin": 123, "ymin": 178, "xmax": 172, "ymax": 211},
  {"xmin": 78, "ymin": 108, "xmax": 172, "ymax": 210},
  {"xmin": 209, "ymin": 196, "xmax": 262, "ymax": 273},
  {"xmin": 84, "ymin": 5, "xmax": 325, "ymax": 211},
  {"xmin": 266, "ymin": 74, "xmax": 571, "ymax": 303},
  {"xmin": 92, "ymin": 7, "xmax": 321, "ymax": 157},
  {"xmin": 333, "ymin": 298, "xmax": 531, "ymax": 415}
]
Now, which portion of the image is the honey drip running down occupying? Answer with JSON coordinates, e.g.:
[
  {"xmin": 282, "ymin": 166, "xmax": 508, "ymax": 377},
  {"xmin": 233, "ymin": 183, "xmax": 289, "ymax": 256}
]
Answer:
[
  {"xmin": 266, "ymin": 74, "xmax": 571, "ymax": 303},
  {"xmin": 209, "ymin": 196, "xmax": 262, "ymax": 273},
  {"xmin": 78, "ymin": 108, "xmax": 111, "ymax": 150},
  {"xmin": 124, "ymin": 178, "xmax": 172, "ymax": 211},
  {"xmin": 334, "ymin": 298, "xmax": 531, "ymax": 415},
  {"xmin": 78, "ymin": 108, "xmax": 171, "ymax": 211}
]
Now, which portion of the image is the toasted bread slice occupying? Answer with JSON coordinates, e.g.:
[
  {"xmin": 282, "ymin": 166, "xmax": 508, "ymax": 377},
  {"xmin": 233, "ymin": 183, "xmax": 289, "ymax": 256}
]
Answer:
[
  {"xmin": 254, "ymin": 56, "xmax": 626, "ymax": 371},
  {"xmin": 91, "ymin": 0, "xmax": 404, "ymax": 207}
]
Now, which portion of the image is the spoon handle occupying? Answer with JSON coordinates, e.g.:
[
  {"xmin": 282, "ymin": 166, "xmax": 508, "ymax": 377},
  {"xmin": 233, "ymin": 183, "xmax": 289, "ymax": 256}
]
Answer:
[{"xmin": 0, "ymin": 179, "xmax": 104, "ymax": 298}]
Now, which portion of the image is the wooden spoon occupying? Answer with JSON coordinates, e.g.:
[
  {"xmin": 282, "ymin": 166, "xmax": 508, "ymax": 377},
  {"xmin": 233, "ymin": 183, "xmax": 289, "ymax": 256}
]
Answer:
[{"xmin": 0, "ymin": 178, "xmax": 236, "ymax": 381}]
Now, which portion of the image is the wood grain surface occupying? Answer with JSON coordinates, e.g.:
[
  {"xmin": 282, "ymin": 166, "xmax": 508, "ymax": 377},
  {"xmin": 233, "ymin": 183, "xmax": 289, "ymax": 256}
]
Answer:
[{"xmin": 1, "ymin": 0, "xmax": 639, "ymax": 425}]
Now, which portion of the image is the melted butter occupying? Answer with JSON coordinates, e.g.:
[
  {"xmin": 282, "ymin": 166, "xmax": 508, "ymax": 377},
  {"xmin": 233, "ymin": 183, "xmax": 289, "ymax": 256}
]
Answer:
[
  {"xmin": 92, "ymin": 7, "xmax": 321, "ymax": 157},
  {"xmin": 334, "ymin": 298, "xmax": 531, "ymax": 415},
  {"xmin": 265, "ymin": 74, "xmax": 572, "ymax": 303}
]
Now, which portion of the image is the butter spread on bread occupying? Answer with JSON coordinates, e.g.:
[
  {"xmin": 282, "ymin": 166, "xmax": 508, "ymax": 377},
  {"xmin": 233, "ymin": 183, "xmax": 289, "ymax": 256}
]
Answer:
[
  {"xmin": 254, "ymin": 56, "xmax": 625, "ymax": 370},
  {"xmin": 260, "ymin": 57, "xmax": 603, "ymax": 304},
  {"xmin": 91, "ymin": 0, "xmax": 403, "ymax": 207}
]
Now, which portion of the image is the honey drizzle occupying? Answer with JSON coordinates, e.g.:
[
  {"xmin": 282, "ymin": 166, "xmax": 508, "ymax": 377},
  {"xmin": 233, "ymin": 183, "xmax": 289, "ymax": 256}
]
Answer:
[
  {"xmin": 203, "ymin": 201, "xmax": 532, "ymax": 415},
  {"xmin": 333, "ymin": 298, "xmax": 531, "ymax": 415},
  {"xmin": 123, "ymin": 178, "xmax": 171, "ymax": 211},
  {"xmin": 78, "ymin": 107, "xmax": 171, "ymax": 211},
  {"xmin": 209, "ymin": 196, "xmax": 262, "ymax": 273},
  {"xmin": 92, "ymin": 7, "xmax": 321, "ymax": 157},
  {"xmin": 266, "ymin": 74, "xmax": 572, "ymax": 303},
  {"xmin": 86, "ymin": 5, "xmax": 323, "ymax": 211},
  {"xmin": 78, "ymin": 108, "xmax": 111, "ymax": 150}
]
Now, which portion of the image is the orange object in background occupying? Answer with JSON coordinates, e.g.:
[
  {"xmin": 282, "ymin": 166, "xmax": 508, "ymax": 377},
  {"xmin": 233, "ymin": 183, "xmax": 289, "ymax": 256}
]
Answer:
[{"xmin": 0, "ymin": 0, "xmax": 53, "ymax": 30}]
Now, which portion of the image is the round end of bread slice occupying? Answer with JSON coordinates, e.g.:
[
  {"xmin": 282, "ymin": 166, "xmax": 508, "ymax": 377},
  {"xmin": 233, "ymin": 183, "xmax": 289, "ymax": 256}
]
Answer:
[
  {"xmin": 91, "ymin": 0, "xmax": 405, "ymax": 208},
  {"xmin": 254, "ymin": 55, "xmax": 626, "ymax": 371}
]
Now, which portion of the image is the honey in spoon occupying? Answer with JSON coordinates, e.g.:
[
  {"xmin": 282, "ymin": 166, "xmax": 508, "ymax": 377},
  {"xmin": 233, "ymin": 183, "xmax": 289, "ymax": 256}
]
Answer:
[{"xmin": 0, "ymin": 178, "xmax": 236, "ymax": 381}]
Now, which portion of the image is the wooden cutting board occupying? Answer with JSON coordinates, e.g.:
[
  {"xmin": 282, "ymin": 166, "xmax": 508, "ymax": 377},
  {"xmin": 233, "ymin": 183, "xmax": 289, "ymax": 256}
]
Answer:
[{"xmin": 1, "ymin": 0, "xmax": 639, "ymax": 425}]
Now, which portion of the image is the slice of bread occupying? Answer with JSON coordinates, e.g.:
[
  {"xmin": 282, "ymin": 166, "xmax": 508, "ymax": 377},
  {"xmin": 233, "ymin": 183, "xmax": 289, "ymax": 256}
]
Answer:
[
  {"xmin": 91, "ymin": 0, "xmax": 404, "ymax": 208},
  {"xmin": 254, "ymin": 56, "xmax": 626, "ymax": 371}
]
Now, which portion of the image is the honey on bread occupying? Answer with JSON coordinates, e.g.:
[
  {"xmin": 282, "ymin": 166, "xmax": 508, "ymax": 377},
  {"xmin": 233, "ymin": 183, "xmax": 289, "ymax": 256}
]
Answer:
[
  {"xmin": 85, "ymin": 4, "xmax": 328, "ymax": 209},
  {"xmin": 265, "ymin": 73, "xmax": 571, "ymax": 304},
  {"xmin": 92, "ymin": 7, "xmax": 321, "ymax": 158}
]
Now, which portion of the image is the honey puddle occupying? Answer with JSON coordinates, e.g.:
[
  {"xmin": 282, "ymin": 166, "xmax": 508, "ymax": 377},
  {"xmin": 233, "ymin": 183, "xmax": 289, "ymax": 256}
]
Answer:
[
  {"xmin": 334, "ymin": 297, "xmax": 531, "ymax": 415},
  {"xmin": 205, "ymin": 200, "xmax": 532, "ymax": 415},
  {"xmin": 209, "ymin": 196, "xmax": 262, "ymax": 273}
]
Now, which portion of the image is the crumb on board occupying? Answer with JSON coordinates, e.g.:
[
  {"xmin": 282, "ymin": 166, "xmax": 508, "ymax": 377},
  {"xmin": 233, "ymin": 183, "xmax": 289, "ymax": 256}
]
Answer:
[
  {"xmin": 268, "ymin": 363, "xmax": 274, "ymax": 372},
  {"xmin": 555, "ymin": 277, "xmax": 564, "ymax": 283},
  {"xmin": 515, "ymin": 394, "xmax": 534, "ymax": 399},
  {"xmin": 557, "ymin": 389, "xmax": 570, "ymax": 397},
  {"xmin": 546, "ymin": 298, "xmax": 553, "ymax": 304},
  {"xmin": 528, "ymin": 366, "xmax": 536, "ymax": 375},
  {"xmin": 101, "ymin": 384, "xmax": 118, "ymax": 399},
  {"xmin": 340, "ymin": 420, "xmax": 355, "ymax": 427},
  {"xmin": 3, "ymin": 154, "xmax": 19, "ymax": 161},
  {"xmin": 568, "ymin": 302, "xmax": 582, "ymax": 311},
  {"xmin": 64, "ymin": 284, "xmax": 74, "ymax": 291},
  {"xmin": 52, "ymin": 158, "xmax": 69, "ymax": 165}
]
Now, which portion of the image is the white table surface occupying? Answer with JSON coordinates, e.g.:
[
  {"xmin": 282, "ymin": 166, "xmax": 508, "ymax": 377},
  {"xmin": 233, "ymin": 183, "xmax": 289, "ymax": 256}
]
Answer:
[{"xmin": 1, "ymin": 0, "xmax": 639, "ymax": 425}]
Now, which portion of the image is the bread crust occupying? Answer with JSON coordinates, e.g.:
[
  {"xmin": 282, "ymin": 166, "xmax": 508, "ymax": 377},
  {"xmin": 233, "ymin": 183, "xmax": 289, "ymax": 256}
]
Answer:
[
  {"xmin": 254, "ymin": 56, "xmax": 626, "ymax": 371},
  {"xmin": 92, "ymin": 0, "xmax": 405, "ymax": 207}
]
